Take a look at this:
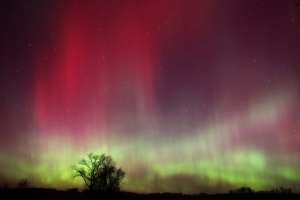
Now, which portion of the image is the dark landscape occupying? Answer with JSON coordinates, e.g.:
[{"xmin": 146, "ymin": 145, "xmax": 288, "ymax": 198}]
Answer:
[{"xmin": 1, "ymin": 187, "xmax": 300, "ymax": 200}]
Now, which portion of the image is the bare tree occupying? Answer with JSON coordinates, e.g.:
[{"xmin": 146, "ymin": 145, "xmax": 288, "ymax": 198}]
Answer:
[
  {"xmin": 16, "ymin": 179, "xmax": 28, "ymax": 188},
  {"xmin": 96, "ymin": 155, "xmax": 125, "ymax": 192},
  {"xmin": 106, "ymin": 167, "xmax": 125, "ymax": 192},
  {"xmin": 72, "ymin": 153, "xmax": 102, "ymax": 192},
  {"xmin": 72, "ymin": 153, "xmax": 125, "ymax": 193}
]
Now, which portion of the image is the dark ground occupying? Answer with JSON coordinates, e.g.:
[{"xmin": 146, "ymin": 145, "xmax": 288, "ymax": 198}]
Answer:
[{"xmin": 1, "ymin": 188, "xmax": 299, "ymax": 200}]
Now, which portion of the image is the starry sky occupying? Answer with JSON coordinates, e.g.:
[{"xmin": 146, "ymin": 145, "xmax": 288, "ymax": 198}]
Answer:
[{"xmin": 1, "ymin": 0, "xmax": 300, "ymax": 194}]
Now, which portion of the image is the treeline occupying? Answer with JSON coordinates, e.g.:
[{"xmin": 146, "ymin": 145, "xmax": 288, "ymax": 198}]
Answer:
[
  {"xmin": 228, "ymin": 186, "xmax": 293, "ymax": 194},
  {"xmin": 221, "ymin": 186, "xmax": 300, "ymax": 200}
]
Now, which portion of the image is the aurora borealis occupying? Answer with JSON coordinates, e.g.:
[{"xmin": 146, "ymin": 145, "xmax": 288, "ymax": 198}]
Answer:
[{"xmin": 1, "ymin": 0, "xmax": 300, "ymax": 194}]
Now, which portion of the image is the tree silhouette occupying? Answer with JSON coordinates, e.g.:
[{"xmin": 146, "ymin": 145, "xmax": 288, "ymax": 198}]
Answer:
[
  {"xmin": 16, "ymin": 179, "xmax": 28, "ymax": 188},
  {"xmin": 229, "ymin": 186, "xmax": 253, "ymax": 194},
  {"xmin": 270, "ymin": 187, "xmax": 292, "ymax": 194},
  {"xmin": 72, "ymin": 153, "xmax": 125, "ymax": 193}
]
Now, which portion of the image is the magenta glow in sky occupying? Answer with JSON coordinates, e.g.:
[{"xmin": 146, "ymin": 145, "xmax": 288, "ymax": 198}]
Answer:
[{"xmin": 0, "ymin": 0, "xmax": 300, "ymax": 194}]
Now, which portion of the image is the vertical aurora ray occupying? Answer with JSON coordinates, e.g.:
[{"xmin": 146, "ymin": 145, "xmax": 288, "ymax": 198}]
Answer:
[{"xmin": 0, "ymin": 0, "xmax": 300, "ymax": 194}]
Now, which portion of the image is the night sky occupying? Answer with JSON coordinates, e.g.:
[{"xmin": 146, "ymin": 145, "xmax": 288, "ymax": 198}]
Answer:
[{"xmin": 1, "ymin": 0, "xmax": 300, "ymax": 194}]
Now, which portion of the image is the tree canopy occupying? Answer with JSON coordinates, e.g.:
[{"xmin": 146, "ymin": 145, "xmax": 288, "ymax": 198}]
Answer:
[{"xmin": 72, "ymin": 153, "xmax": 125, "ymax": 193}]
